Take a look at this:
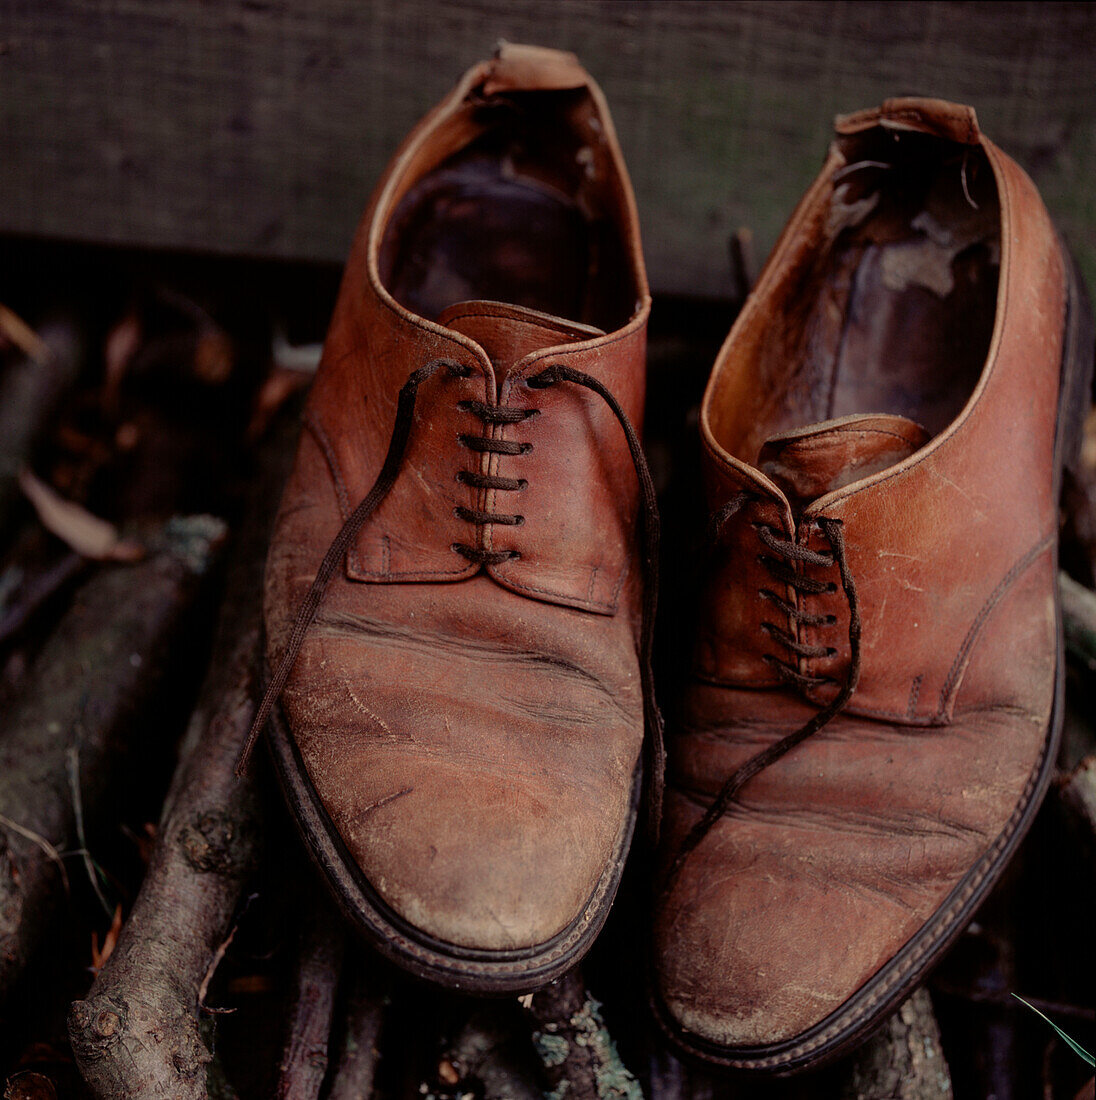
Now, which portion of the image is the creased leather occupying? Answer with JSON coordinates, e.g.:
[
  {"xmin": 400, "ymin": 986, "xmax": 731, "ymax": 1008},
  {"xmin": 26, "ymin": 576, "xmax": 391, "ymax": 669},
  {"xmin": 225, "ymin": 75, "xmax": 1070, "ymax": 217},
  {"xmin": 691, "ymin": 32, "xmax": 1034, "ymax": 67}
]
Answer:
[
  {"xmin": 265, "ymin": 45, "xmax": 651, "ymax": 954},
  {"xmin": 657, "ymin": 97, "xmax": 1068, "ymax": 1054}
]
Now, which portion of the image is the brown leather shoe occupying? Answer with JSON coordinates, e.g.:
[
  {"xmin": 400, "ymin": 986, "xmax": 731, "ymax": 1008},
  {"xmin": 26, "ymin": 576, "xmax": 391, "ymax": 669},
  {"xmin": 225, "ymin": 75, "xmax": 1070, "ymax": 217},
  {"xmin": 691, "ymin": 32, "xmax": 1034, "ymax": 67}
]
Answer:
[
  {"xmin": 653, "ymin": 99, "xmax": 1094, "ymax": 1071},
  {"xmin": 243, "ymin": 45, "xmax": 656, "ymax": 993}
]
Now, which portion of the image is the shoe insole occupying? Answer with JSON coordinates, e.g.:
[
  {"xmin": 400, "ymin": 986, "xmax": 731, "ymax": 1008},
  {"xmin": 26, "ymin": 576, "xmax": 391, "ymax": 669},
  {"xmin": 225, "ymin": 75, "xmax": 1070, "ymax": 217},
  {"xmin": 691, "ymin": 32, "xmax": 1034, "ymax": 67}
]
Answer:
[
  {"xmin": 769, "ymin": 136, "xmax": 1000, "ymax": 442},
  {"xmin": 382, "ymin": 152, "xmax": 591, "ymax": 325}
]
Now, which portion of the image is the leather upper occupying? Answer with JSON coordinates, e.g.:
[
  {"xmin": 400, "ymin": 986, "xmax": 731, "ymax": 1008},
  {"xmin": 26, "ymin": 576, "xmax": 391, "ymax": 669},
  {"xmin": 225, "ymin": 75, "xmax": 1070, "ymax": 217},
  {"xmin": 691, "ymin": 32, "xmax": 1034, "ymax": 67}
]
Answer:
[
  {"xmin": 656, "ymin": 99, "xmax": 1067, "ymax": 1053},
  {"xmin": 264, "ymin": 45, "xmax": 651, "ymax": 952}
]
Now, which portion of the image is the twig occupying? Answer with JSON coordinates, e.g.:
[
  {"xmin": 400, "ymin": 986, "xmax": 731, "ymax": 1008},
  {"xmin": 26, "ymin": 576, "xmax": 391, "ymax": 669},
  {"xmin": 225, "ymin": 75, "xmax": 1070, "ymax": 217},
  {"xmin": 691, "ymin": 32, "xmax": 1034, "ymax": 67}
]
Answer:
[
  {"xmin": 839, "ymin": 987, "xmax": 953, "ymax": 1099},
  {"xmin": 67, "ymin": 742, "xmax": 113, "ymax": 919},
  {"xmin": 0, "ymin": 515, "xmax": 225, "ymax": 1000},
  {"xmin": 325, "ymin": 950, "xmax": 389, "ymax": 1100},
  {"xmin": 526, "ymin": 968, "xmax": 643, "ymax": 1100},
  {"xmin": 1057, "ymin": 753, "xmax": 1096, "ymax": 872},
  {"xmin": 69, "ymin": 410, "xmax": 298, "ymax": 1099},
  {"xmin": 440, "ymin": 1002, "xmax": 543, "ymax": 1100},
  {"xmin": 197, "ymin": 892, "xmax": 256, "ymax": 1012},
  {"xmin": 0, "ymin": 813, "xmax": 68, "ymax": 893},
  {"xmin": 0, "ymin": 551, "xmax": 85, "ymax": 646},
  {"xmin": 275, "ymin": 901, "xmax": 345, "ymax": 1100}
]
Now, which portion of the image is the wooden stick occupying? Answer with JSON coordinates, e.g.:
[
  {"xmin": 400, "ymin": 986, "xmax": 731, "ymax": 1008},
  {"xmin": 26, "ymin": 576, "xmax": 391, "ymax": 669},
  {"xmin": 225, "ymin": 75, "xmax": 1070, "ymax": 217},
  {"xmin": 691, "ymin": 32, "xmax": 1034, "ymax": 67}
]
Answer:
[
  {"xmin": 1061, "ymin": 572, "xmax": 1096, "ymax": 670},
  {"xmin": 325, "ymin": 950, "xmax": 388, "ymax": 1100},
  {"xmin": 275, "ymin": 902, "xmax": 345, "ymax": 1100},
  {"xmin": 1057, "ymin": 754, "xmax": 1096, "ymax": 869},
  {"xmin": 68, "ymin": 411, "xmax": 299, "ymax": 1099},
  {"xmin": 526, "ymin": 968, "xmax": 643, "ymax": 1100},
  {"xmin": 839, "ymin": 988, "xmax": 953, "ymax": 1100},
  {"xmin": 0, "ymin": 514, "xmax": 226, "ymax": 1001}
]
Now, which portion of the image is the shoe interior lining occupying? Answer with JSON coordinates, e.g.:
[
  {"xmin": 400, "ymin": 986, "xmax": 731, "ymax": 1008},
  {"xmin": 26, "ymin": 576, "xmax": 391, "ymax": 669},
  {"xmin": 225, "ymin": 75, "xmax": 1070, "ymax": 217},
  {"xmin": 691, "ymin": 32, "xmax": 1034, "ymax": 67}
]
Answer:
[
  {"xmin": 379, "ymin": 88, "xmax": 637, "ymax": 333},
  {"xmin": 710, "ymin": 130, "xmax": 1001, "ymax": 466}
]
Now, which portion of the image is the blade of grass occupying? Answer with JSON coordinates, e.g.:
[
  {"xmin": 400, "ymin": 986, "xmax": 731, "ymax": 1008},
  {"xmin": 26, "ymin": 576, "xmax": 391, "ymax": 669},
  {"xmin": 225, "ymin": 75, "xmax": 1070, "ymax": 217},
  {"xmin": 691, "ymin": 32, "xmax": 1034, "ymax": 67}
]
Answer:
[{"xmin": 1013, "ymin": 994, "xmax": 1095, "ymax": 1067}]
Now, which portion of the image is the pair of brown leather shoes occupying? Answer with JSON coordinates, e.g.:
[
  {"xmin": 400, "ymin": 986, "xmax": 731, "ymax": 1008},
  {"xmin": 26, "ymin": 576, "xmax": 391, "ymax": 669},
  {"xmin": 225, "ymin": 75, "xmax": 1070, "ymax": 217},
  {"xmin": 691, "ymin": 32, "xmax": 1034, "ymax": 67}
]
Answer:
[{"xmin": 244, "ymin": 45, "xmax": 1093, "ymax": 1074}]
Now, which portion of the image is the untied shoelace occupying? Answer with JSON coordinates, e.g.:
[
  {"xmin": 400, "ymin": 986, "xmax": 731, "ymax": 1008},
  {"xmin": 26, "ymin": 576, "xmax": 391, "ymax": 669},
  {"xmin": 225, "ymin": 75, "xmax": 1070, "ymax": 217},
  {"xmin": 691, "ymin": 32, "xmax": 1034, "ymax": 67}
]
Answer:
[{"xmin": 235, "ymin": 358, "xmax": 668, "ymax": 841}]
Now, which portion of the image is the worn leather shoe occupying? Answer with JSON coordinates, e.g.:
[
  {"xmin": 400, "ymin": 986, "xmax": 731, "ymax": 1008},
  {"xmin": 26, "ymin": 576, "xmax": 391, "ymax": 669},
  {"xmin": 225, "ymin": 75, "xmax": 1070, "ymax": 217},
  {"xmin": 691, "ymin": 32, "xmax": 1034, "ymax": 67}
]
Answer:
[
  {"xmin": 242, "ymin": 45, "xmax": 655, "ymax": 993},
  {"xmin": 653, "ymin": 98, "xmax": 1093, "ymax": 1071}
]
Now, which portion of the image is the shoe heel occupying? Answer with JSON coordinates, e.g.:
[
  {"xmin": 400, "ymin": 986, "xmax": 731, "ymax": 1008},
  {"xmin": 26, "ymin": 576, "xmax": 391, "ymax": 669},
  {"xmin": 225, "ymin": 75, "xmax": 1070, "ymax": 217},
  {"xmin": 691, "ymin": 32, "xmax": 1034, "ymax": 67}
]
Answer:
[{"xmin": 1057, "ymin": 241, "xmax": 1096, "ymax": 479}]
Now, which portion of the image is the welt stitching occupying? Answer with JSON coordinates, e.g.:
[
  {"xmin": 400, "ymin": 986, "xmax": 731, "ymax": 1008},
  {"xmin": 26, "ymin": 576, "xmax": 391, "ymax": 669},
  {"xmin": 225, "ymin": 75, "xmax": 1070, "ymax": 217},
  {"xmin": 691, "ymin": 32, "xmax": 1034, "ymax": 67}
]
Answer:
[
  {"xmin": 707, "ymin": 733, "xmax": 1047, "ymax": 1068},
  {"xmin": 307, "ymin": 410, "xmax": 471, "ymax": 580}
]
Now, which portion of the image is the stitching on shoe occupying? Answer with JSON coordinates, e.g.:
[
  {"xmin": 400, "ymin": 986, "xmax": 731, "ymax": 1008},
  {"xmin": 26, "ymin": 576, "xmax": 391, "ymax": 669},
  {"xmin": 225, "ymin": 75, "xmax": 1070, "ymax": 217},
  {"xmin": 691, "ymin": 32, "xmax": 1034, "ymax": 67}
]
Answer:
[
  {"xmin": 679, "ymin": 722, "xmax": 1050, "ymax": 1068},
  {"xmin": 937, "ymin": 532, "xmax": 1054, "ymax": 716},
  {"xmin": 490, "ymin": 562, "xmax": 624, "ymax": 614},
  {"xmin": 304, "ymin": 409, "xmax": 473, "ymax": 581},
  {"xmin": 905, "ymin": 674, "xmax": 923, "ymax": 718}
]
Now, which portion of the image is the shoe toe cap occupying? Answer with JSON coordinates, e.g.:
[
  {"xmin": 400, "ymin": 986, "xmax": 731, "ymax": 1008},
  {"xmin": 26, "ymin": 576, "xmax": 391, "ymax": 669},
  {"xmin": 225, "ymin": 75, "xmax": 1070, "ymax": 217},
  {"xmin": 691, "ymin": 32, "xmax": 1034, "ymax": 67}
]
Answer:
[{"xmin": 325, "ymin": 745, "xmax": 633, "ymax": 950}]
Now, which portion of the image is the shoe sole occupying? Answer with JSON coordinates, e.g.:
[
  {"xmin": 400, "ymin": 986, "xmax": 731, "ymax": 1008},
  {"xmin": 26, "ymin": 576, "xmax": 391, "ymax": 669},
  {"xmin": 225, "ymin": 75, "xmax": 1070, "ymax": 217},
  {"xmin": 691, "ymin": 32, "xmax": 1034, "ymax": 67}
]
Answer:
[
  {"xmin": 651, "ymin": 241, "xmax": 1095, "ymax": 1074},
  {"xmin": 266, "ymin": 694, "xmax": 641, "ymax": 995}
]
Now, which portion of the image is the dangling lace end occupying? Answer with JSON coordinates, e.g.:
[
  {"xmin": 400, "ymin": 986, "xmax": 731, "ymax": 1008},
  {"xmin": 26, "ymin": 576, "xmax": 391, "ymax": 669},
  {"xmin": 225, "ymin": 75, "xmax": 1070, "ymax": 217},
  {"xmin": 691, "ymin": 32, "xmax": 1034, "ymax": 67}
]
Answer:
[
  {"xmin": 660, "ymin": 513, "xmax": 862, "ymax": 891},
  {"xmin": 232, "ymin": 357, "xmax": 460, "ymax": 778},
  {"xmin": 235, "ymin": 698, "xmax": 270, "ymax": 778},
  {"xmin": 645, "ymin": 707, "xmax": 666, "ymax": 847}
]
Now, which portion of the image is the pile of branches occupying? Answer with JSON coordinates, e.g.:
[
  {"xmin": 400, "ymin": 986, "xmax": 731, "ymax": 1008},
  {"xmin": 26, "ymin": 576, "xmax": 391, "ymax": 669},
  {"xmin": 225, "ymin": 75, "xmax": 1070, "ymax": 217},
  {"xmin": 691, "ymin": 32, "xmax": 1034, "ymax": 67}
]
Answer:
[{"xmin": 0, "ymin": 262, "xmax": 1091, "ymax": 1100}]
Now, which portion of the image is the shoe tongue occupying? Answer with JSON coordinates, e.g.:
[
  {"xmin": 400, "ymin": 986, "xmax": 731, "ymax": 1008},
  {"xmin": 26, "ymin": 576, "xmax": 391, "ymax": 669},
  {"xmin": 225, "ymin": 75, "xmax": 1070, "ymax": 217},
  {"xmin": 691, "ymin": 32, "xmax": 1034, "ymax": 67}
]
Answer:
[
  {"xmin": 437, "ymin": 300, "xmax": 605, "ymax": 375},
  {"xmin": 757, "ymin": 414, "xmax": 930, "ymax": 505}
]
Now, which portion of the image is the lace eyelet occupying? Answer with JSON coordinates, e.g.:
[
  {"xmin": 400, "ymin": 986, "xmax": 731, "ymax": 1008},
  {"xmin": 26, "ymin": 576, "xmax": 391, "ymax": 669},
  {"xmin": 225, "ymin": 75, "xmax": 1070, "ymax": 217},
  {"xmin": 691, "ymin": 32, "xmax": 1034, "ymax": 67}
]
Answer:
[
  {"xmin": 446, "ymin": 361, "xmax": 474, "ymax": 378},
  {"xmin": 517, "ymin": 478, "xmax": 528, "ymax": 490},
  {"xmin": 526, "ymin": 370, "xmax": 557, "ymax": 389},
  {"xmin": 514, "ymin": 515, "xmax": 525, "ymax": 526}
]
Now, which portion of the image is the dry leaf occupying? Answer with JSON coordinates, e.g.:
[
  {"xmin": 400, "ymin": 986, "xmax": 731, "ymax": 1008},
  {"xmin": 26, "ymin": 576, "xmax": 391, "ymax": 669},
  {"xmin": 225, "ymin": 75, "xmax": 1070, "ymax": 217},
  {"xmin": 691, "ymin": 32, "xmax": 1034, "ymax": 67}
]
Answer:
[
  {"xmin": 194, "ymin": 326, "xmax": 235, "ymax": 384},
  {"xmin": 103, "ymin": 311, "xmax": 142, "ymax": 406},
  {"xmin": 90, "ymin": 904, "xmax": 124, "ymax": 972},
  {"xmin": 248, "ymin": 365, "xmax": 314, "ymax": 440},
  {"xmin": 2, "ymin": 1070, "xmax": 58, "ymax": 1100},
  {"xmin": 0, "ymin": 303, "xmax": 51, "ymax": 364},
  {"xmin": 18, "ymin": 468, "xmax": 145, "ymax": 562}
]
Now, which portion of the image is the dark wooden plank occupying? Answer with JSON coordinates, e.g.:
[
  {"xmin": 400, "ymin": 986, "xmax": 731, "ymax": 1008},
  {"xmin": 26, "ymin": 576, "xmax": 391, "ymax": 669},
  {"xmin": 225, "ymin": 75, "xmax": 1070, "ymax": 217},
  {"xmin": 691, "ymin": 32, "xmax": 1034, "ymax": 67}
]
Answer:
[{"xmin": 2, "ymin": 1, "xmax": 1095, "ymax": 296}]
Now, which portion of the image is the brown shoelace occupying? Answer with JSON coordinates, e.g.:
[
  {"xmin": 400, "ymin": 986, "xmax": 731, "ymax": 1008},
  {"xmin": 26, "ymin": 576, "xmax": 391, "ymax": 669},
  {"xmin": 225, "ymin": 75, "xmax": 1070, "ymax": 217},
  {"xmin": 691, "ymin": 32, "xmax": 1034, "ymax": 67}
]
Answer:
[
  {"xmin": 236, "ymin": 358, "xmax": 666, "ymax": 838},
  {"xmin": 665, "ymin": 491, "xmax": 861, "ymax": 882}
]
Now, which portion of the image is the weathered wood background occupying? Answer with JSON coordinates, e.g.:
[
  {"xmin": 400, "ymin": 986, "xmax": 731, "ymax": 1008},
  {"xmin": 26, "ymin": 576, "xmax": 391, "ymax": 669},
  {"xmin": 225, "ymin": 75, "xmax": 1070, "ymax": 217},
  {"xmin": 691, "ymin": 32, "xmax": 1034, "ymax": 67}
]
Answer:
[{"xmin": 3, "ymin": 0, "xmax": 1096, "ymax": 297}]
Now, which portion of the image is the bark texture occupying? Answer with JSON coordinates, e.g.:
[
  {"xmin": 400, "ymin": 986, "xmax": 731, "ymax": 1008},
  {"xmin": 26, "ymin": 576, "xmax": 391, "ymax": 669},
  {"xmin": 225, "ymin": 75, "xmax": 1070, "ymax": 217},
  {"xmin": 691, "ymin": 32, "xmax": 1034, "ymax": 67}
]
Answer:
[
  {"xmin": 1058, "ymin": 754, "xmax": 1096, "ymax": 870},
  {"xmin": 528, "ymin": 970, "xmax": 643, "ymax": 1100},
  {"xmin": 840, "ymin": 988, "xmax": 954, "ymax": 1100},
  {"xmin": 68, "ymin": 413, "xmax": 298, "ymax": 1099},
  {"xmin": 325, "ymin": 952, "xmax": 387, "ymax": 1100},
  {"xmin": 0, "ymin": 514, "xmax": 225, "ymax": 999},
  {"xmin": 275, "ymin": 903, "xmax": 344, "ymax": 1100}
]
